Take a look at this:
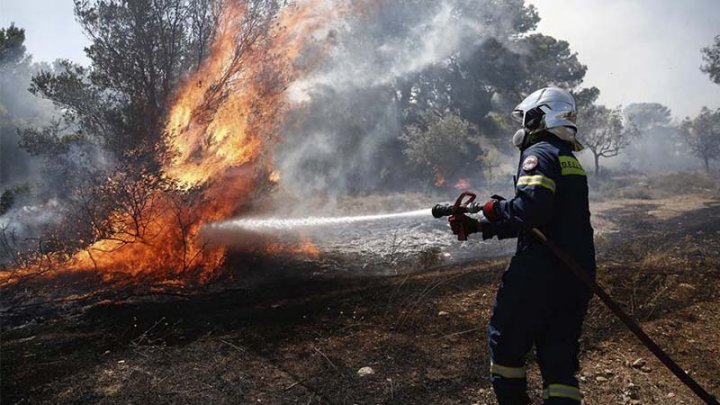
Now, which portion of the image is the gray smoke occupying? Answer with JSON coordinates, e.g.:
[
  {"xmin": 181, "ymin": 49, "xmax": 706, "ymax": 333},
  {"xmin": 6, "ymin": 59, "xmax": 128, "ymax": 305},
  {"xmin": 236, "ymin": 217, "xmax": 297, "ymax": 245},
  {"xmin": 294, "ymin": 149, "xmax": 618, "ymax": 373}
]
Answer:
[
  {"xmin": 277, "ymin": 0, "xmax": 523, "ymax": 200},
  {"xmin": 0, "ymin": 58, "xmax": 113, "ymax": 263},
  {"xmin": 286, "ymin": 1, "xmax": 515, "ymax": 99},
  {"xmin": 0, "ymin": 62, "xmax": 52, "ymax": 189}
]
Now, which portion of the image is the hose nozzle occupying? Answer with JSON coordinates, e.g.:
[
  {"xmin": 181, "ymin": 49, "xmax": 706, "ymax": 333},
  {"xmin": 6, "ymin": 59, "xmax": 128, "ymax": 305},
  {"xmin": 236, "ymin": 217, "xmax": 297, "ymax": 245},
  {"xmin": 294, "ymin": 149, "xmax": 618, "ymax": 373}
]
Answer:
[
  {"xmin": 431, "ymin": 190, "xmax": 481, "ymax": 218},
  {"xmin": 432, "ymin": 204, "xmax": 456, "ymax": 218}
]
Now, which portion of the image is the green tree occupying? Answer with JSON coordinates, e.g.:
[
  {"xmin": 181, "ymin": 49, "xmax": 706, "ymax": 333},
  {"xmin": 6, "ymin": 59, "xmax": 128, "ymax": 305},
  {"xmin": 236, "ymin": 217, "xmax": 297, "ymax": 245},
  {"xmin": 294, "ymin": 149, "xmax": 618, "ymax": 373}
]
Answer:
[
  {"xmin": 621, "ymin": 103, "xmax": 686, "ymax": 172},
  {"xmin": 580, "ymin": 105, "xmax": 638, "ymax": 175},
  {"xmin": 572, "ymin": 86, "xmax": 600, "ymax": 112},
  {"xmin": 680, "ymin": 107, "xmax": 720, "ymax": 172},
  {"xmin": 28, "ymin": 0, "xmax": 233, "ymax": 165},
  {"xmin": 0, "ymin": 24, "xmax": 29, "ymax": 70},
  {"xmin": 398, "ymin": 1, "xmax": 587, "ymax": 129},
  {"xmin": 0, "ymin": 24, "xmax": 53, "ymax": 187},
  {"xmin": 623, "ymin": 103, "xmax": 672, "ymax": 131},
  {"xmin": 701, "ymin": 35, "xmax": 720, "ymax": 85},
  {"xmin": 516, "ymin": 34, "xmax": 588, "ymax": 94},
  {"xmin": 0, "ymin": 24, "xmax": 30, "ymax": 185},
  {"xmin": 400, "ymin": 112, "xmax": 477, "ymax": 185}
]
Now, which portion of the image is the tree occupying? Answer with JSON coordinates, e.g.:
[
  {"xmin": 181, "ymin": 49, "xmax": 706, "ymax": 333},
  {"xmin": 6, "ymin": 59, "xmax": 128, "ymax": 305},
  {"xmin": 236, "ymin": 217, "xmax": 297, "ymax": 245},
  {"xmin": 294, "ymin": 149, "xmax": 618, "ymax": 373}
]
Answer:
[
  {"xmin": 393, "ymin": 0, "xmax": 586, "ymax": 127},
  {"xmin": 0, "ymin": 24, "xmax": 31, "ymax": 186},
  {"xmin": 680, "ymin": 107, "xmax": 720, "ymax": 172},
  {"xmin": 282, "ymin": 0, "xmax": 590, "ymax": 193},
  {"xmin": 701, "ymin": 35, "xmax": 720, "ymax": 85},
  {"xmin": 28, "ymin": 0, "xmax": 229, "ymax": 166},
  {"xmin": 621, "ymin": 103, "xmax": 688, "ymax": 172},
  {"xmin": 0, "ymin": 24, "xmax": 54, "ymax": 187},
  {"xmin": 0, "ymin": 24, "xmax": 29, "ymax": 70},
  {"xmin": 400, "ymin": 112, "xmax": 477, "ymax": 185},
  {"xmin": 572, "ymin": 86, "xmax": 600, "ymax": 114},
  {"xmin": 515, "ymin": 34, "xmax": 588, "ymax": 94},
  {"xmin": 580, "ymin": 105, "xmax": 638, "ymax": 175},
  {"xmin": 623, "ymin": 103, "xmax": 672, "ymax": 132}
]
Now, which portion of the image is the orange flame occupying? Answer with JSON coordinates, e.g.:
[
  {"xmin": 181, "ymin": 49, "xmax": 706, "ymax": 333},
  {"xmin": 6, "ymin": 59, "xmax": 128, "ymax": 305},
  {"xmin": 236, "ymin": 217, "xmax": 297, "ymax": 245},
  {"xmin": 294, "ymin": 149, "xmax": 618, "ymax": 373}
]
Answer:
[
  {"xmin": 454, "ymin": 178, "xmax": 471, "ymax": 190},
  {"xmin": 2, "ymin": 1, "xmax": 345, "ymax": 287}
]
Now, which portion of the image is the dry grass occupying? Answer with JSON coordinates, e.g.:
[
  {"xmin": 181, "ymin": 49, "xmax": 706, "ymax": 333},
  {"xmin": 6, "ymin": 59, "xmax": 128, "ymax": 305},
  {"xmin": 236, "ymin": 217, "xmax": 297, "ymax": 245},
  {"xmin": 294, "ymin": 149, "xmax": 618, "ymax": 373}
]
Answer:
[{"xmin": 2, "ymin": 190, "xmax": 720, "ymax": 404}]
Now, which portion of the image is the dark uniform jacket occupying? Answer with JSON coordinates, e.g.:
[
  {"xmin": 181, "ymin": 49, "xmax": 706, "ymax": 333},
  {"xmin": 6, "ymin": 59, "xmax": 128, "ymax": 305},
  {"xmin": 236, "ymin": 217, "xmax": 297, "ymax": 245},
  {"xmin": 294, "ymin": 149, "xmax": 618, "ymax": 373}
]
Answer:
[{"xmin": 481, "ymin": 133, "xmax": 596, "ymax": 274}]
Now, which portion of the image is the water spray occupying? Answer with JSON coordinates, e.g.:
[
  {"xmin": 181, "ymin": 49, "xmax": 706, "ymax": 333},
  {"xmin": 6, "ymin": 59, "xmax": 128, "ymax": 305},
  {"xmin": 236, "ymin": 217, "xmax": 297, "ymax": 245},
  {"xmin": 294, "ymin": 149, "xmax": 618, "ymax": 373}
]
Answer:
[{"xmin": 203, "ymin": 209, "xmax": 431, "ymax": 233}]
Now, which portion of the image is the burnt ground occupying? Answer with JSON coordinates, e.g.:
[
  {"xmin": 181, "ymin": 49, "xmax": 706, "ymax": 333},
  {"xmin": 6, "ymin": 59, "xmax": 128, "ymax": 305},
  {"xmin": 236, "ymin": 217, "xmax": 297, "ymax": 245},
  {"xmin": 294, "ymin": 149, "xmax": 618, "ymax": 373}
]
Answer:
[{"xmin": 1, "ymin": 192, "xmax": 720, "ymax": 404}]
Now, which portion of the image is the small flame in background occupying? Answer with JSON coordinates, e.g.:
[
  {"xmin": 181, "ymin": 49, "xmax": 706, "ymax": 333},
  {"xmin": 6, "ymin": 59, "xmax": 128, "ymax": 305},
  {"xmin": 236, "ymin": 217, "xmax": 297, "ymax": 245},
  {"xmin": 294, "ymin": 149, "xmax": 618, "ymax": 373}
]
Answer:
[
  {"xmin": 2, "ymin": 1, "xmax": 345, "ymax": 287},
  {"xmin": 454, "ymin": 178, "xmax": 471, "ymax": 190}
]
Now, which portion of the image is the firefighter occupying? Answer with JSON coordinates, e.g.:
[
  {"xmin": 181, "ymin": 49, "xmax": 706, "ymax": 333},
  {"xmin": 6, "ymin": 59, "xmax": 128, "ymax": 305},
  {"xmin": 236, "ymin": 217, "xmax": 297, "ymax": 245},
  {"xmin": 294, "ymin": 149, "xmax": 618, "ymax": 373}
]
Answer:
[{"xmin": 450, "ymin": 87, "xmax": 595, "ymax": 404}]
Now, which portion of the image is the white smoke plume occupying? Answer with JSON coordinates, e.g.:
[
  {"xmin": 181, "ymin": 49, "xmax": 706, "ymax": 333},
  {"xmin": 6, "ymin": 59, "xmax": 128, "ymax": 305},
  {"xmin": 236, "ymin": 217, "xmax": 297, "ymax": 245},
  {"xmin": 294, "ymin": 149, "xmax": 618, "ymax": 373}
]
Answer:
[{"xmin": 277, "ymin": 0, "xmax": 527, "ymax": 200}]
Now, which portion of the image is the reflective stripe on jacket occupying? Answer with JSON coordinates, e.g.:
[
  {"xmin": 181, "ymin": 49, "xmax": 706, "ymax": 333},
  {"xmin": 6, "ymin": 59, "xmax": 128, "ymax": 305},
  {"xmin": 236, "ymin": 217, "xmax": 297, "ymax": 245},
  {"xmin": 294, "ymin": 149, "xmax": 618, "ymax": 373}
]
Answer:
[{"xmin": 482, "ymin": 134, "xmax": 596, "ymax": 273}]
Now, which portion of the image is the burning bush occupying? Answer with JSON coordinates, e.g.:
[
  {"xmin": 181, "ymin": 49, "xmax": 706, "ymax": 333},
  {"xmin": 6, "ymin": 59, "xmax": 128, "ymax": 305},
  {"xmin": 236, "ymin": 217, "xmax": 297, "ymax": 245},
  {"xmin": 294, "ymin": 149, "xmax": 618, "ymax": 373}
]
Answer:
[{"xmin": 2, "ymin": 0, "xmax": 337, "ymax": 286}]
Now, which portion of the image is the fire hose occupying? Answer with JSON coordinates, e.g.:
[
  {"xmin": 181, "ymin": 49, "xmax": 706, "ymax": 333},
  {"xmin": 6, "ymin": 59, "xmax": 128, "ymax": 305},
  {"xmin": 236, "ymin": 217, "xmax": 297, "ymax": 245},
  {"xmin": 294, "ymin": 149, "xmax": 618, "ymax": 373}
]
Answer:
[{"xmin": 432, "ymin": 191, "xmax": 719, "ymax": 405}]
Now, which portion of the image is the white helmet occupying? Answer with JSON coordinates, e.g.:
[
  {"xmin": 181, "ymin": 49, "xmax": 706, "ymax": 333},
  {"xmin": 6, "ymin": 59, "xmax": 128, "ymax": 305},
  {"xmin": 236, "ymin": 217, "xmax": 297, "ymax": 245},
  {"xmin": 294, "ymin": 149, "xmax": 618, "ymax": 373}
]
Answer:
[{"xmin": 510, "ymin": 87, "xmax": 583, "ymax": 151}]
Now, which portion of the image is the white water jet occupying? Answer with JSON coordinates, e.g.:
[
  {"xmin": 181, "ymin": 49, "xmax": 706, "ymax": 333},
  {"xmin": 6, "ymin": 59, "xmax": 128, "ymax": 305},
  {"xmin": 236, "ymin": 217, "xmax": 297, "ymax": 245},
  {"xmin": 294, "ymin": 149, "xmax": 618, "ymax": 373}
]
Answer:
[{"xmin": 204, "ymin": 209, "xmax": 431, "ymax": 233}]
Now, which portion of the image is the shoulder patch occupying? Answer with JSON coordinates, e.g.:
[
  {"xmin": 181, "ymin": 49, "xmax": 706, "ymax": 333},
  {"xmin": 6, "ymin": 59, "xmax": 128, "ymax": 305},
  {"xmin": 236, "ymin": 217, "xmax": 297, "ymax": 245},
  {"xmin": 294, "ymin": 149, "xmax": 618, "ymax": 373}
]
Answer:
[
  {"xmin": 559, "ymin": 155, "xmax": 585, "ymax": 176},
  {"xmin": 522, "ymin": 155, "xmax": 539, "ymax": 171}
]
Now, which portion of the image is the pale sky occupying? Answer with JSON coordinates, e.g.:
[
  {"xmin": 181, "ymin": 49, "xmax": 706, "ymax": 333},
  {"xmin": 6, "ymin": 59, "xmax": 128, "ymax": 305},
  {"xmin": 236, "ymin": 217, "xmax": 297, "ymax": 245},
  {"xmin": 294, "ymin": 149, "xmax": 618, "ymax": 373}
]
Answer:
[
  {"xmin": 528, "ymin": 0, "xmax": 720, "ymax": 119},
  {"xmin": 0, "ymin": 0, "xmax": 90, "ymax": 65},
  {"xmin": 1, "ymin": 0, "xmax": 718, "ymax": 119}
]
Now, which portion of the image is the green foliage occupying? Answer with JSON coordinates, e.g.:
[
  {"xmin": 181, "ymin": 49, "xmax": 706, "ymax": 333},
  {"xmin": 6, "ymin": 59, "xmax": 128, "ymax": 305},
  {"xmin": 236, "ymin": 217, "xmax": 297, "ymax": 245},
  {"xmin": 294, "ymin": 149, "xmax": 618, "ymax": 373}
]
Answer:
[
  {"xmin": 0, "ymin": 190, "xmax": 15, "ymax": 215},
  {"xmin": 28, "ymin": 60, "xmax": 121, "ymax": 152},
  {"xmin": 0, "ymin": 185, "xmax": 30, "ymax": 215},
  {"xmin": 27, "ymin": 0, "xmax": 232, "ymax": 164},
  {"xmin": 624, "ymin": 103, "xmax": 672, "ymax": 131},
  {"xmin": 516, "ymin": 34, "xmax": 587, "ymax": 93},
  {"xmin": 700, "ymin": 35, "xmax": 720, "ymax": 85},
  {"xmin": 679, "ymin": 107, "xmax": 720, "ymax": 172},
  {"xmin": 572, "ymin": 87, "xmax": 600, "ymax": 112},
  {"xmin": 398, "ymin": 1, "xmax": 586, "ymax": 130},
  {"xmin": 1, "ymin": 24, "xmax": 54, "ymax": 187},
  {"xmin": 1, "ymin": 24, "xmax": 31, "ymax": 119},
  {"xmin": 0, "ymin": 24, "xmax": 29, "ymax": 69},
  {"xmin": 19, "ymin": 119, "xmax": 86, "ymax": 157},
  {"xmin": 284, "ymin": 0, "xmax": 591, "ymax": 192},
  {"xmin": 401, "ymin": 112, "xmax": 477, "ymax": 181},
  {"xmin": 621, "ymin": 103, "xmax": 690, "ymax": 173},
  {"xmin": 16, "ymin": 0, "xmax": 592, "ymax": 194}
]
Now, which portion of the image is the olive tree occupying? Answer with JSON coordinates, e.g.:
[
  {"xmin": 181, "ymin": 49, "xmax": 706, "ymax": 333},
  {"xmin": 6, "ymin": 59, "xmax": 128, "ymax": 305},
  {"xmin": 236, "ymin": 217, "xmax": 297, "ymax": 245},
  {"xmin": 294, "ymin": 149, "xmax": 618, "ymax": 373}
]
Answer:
[
  {"xmin": 680, "ymin": 107, "xmax": 720, "ymax": 172},
  {"xmin": 580, "ymin": 105, "xmax": 638, "ymax": 175}
]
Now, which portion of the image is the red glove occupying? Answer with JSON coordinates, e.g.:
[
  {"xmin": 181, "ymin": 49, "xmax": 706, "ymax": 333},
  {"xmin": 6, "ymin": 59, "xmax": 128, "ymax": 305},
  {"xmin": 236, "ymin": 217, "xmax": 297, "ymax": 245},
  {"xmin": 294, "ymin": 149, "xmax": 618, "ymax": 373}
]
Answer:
[
  {"xmin": 449, "ymin": 214, "xmax": 480, "ymax": 241},
  {"xmin": 482, "ymin": 195, "xmax": 505, "ymax": 222}
]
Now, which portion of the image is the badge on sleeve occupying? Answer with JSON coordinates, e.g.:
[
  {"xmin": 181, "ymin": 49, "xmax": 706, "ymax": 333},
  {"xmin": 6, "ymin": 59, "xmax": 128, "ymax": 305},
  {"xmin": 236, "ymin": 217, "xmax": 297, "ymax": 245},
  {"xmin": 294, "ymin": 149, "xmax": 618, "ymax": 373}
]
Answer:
[{"xmin": 522, "ymin": 155, "xmax": 539, "ymax": 171}]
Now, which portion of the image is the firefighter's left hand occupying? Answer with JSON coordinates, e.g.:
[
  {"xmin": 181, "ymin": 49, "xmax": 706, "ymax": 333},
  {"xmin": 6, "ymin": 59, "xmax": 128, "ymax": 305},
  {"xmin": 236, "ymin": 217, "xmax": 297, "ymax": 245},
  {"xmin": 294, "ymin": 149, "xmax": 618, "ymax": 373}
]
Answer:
[{"xmin": 449, "ymin": 214, "xmax": 480, "ymax": 240}]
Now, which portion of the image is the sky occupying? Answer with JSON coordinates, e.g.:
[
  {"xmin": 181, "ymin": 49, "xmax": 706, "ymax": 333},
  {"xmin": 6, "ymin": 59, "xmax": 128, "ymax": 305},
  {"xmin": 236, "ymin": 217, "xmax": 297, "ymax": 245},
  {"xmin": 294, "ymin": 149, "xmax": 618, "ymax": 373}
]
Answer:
[
  {"xmin": 1, "ymin": 0, "xmax": 718, "ymax": 119},
  {"xmin": 0, "ymin": 0, "xmax": 90, "ymax": 65},
  {"xmin": 528, "ymin": 0, "xmax": 720, "ymax": 119}
]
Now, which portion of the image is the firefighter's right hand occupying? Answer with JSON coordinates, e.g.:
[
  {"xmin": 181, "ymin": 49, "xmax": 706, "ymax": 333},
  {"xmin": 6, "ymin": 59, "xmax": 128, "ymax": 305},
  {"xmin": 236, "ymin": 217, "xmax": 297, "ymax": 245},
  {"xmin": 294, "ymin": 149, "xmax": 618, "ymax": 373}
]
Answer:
[
  {"xmin": 449, "ymin": 214, "xmax": 480, "ymax": 238},
  {"xmin": 482, "ymin": 194, "xmax": 506, "ymax": 222}
]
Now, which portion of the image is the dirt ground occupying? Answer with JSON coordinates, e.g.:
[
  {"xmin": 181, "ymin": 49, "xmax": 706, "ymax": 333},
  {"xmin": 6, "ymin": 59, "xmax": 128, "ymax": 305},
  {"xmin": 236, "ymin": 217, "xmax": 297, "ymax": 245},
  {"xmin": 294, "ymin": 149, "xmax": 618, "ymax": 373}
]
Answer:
[{"xmin": 2, "ymin": 191, "xmax": 720, "ymax": 404}]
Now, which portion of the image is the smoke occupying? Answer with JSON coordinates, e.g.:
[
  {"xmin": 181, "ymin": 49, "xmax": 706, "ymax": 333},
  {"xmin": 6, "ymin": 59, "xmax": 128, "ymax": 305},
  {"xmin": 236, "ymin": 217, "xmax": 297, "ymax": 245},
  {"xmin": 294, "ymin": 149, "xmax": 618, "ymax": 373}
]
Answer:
[
  {"xmin": 0, "ymin": 58, "xmax": 113, "ymax": 263},
  {"xmin": 581, "ymin": 103, "xmax": 700, "ymax": 174},
  {"xmin": 0, "ymin": 62, "xmax": 51, "ymax": 189},
  {"xmin": 277, "ymin": 0, "xmax": 524, "ymax": 201},
  {"xmin": 287, "ymin": 1, "xmax": 512, "ymax": 99}
]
